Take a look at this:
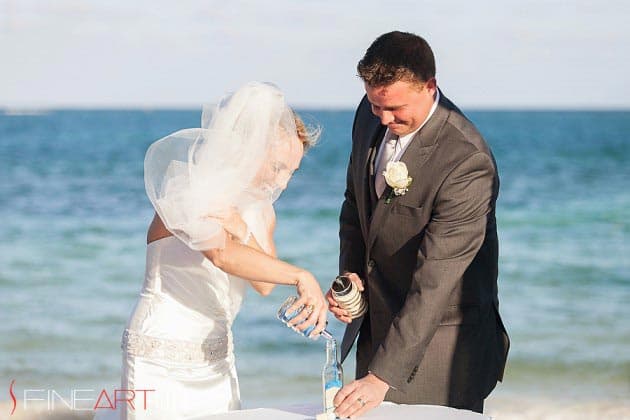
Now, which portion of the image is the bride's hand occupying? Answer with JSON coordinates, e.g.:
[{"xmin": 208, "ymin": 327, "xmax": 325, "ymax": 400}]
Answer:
[
  {"xmin": 206, "ymin": 208, "xmax": 249, "ymax": 243},
  {"xmin": 288, "ymin": 272, "xmax": 328, "ymax": 338}
]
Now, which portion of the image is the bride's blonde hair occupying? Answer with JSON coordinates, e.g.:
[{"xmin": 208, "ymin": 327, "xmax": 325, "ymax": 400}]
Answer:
[{"xmin": 293, "ymin": 112, "xmax": 320, "ymax": 153}]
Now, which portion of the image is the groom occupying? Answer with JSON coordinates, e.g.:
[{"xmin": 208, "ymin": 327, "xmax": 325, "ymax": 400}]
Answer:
[{"xmin": 327, "ymin": 31, "xmax": 509, "ymax": 417}]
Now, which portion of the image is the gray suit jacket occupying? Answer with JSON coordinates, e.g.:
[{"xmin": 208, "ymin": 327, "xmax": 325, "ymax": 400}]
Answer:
[{"xmin": 339, "ymin": 91, "xmax": 509, "ymax": 408}]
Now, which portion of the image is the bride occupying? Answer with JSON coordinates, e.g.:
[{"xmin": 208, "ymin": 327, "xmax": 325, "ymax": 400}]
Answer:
[{"xmin": 94, "ymin": 82, "xmax": 326, "ymax": 419}]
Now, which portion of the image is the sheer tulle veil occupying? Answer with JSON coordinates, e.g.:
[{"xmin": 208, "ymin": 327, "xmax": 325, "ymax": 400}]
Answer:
[{"xmin": 144, "ymin": 81, "xmax": 301, "ymax": 250}]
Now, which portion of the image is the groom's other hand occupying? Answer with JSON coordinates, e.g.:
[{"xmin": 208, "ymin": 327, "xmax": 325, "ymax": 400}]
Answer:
[
  {"xmin": 326, "ymin": 273, "xmax": 364, "ymax": 324},
  {"xmin": 334, "ymin": 373, "xmax": 388, "ymax": 418}
]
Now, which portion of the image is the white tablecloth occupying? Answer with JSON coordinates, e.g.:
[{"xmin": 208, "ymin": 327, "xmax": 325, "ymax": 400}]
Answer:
[{"xmin": 199, "ymin": 402, "xmax": 491, "ymax": 420}]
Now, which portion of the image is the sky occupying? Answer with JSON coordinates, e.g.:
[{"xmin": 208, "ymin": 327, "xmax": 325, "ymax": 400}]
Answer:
[{"xmin": 1, "ymin": 0, "xmax": 629, "ymax": 109}]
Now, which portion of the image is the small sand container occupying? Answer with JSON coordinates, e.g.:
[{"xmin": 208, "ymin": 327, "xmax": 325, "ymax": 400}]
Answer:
[{"xmin": 331, "ymin": 275, "xmax": 367, "ymax": 319}]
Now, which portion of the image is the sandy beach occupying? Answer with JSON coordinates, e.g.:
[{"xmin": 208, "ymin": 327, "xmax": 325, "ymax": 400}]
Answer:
[{"xmin": 485, "ymin": 395, "xmax": 630, "ymax": 419}]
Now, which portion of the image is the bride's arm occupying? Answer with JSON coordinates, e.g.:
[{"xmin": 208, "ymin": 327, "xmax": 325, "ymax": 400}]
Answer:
[
  {"xmin": 202, "ymin": 238, "xmax": 299, "ymax": 289},
  {"xmin": 203, "ymin": 209, "xmax": 326, "ymax": 333},
  {"xmin": 219, "ymin": 224, "xmax": 277, "ymax": 296},
  {"xmin": 202, "ymin": 238, "xmax": 326, "ymax": 334},
  {"xmin": 151, "ymin": 212, "xmax": 302, "ymax": 289},
  {"xmin": 244, "ymin": 213, "xmax": 277, "ymax": 296},
  {"xmin": 213, "ymin": 205, "xmax": 278, "ymax": 296}
]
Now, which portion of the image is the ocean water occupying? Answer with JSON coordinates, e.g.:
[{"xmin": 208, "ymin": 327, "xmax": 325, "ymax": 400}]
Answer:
[{"xmin": 0, "ymin": 108, "xmax": 629, "ymax": 410}]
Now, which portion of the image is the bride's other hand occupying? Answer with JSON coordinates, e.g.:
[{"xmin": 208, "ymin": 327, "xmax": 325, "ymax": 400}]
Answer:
[
  {"xmin": 206, "ymin": 208, "xmax": 248, "ymax": 243},
  {"xmin": 288, "ymin": 272, "xmax": 328, "ymax": 337}
]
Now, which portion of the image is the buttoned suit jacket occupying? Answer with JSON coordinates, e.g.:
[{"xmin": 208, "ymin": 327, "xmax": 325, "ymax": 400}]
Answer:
[{"xmin": 339, "ymin": 91, "xmax": 509, "ymax": 408}]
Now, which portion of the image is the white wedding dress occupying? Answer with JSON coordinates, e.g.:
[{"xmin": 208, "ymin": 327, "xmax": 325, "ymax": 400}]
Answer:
[{"xmin": 94, "ymin": 205, "xmax": 272, "ymax": 420}]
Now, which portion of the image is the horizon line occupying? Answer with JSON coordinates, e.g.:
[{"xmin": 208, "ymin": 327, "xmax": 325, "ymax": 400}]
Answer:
[{"xmin": 2, "ymin": 105, "xmax": 630, "ymax": 114}]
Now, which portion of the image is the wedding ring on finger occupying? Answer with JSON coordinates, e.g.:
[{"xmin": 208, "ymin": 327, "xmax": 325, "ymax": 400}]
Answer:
[
  {"xmin": 357, "ymin": 397, "xmax": 366, "ymax": 407},
  {"xmin": 306, "ymin": 304, "xmax": 315, "ymax": 315}
]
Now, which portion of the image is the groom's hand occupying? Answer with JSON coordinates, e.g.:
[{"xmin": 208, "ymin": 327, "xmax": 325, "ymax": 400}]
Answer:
[
  {"xmin": 334, "ymin": 373, "xmax": 388, "ymax": 418},
  {"xmin": 326, "ymin": 272, "xmax": 364, "ymax": 324}
]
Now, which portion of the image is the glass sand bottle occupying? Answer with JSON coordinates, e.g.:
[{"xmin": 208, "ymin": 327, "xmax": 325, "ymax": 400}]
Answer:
[{"xmin": 322, "ymin": 338, "xmax": 343, "ymax": 418}]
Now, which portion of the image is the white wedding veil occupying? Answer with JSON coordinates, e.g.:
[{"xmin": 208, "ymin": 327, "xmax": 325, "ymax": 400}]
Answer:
[{"xmin": 144, "ymin": 81, "xmax": 302, "ymax": 250}]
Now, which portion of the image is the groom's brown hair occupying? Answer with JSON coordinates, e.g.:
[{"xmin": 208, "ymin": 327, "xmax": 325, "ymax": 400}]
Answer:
[{"xmin": 358, "ymin": 31, "xmax": 435, "ymax": 87}]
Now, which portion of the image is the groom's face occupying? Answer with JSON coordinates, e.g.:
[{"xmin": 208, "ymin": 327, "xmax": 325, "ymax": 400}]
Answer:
[{"xmin": 365, "ymin": 79, "xmax": 437, "ymax": 136}]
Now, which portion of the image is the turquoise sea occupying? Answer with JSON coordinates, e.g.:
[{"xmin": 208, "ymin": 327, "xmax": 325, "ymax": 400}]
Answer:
[{"xmin": 0, "ymin": 108, "xmax": 629, "ymax": 411}]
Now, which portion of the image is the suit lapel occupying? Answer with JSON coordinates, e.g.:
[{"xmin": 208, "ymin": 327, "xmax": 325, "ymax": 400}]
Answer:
[{"xmin": 366, "ymin": 94, "xmax": 451, "ymax": 253}]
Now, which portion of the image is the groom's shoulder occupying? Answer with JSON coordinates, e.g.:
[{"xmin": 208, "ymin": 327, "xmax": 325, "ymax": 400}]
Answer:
[{"xmin": 439, "ymin": 95, "xmax": 492, "ymax": 156}]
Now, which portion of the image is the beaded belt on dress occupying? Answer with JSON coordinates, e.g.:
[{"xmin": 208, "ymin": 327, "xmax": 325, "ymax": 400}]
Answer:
[{"xmin": 121, "ymin": 329, "xmax": 229, "ymax": 364}]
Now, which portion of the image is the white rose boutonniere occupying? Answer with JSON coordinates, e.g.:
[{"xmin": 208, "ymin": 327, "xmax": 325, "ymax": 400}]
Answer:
[{"xmin": 383, "ymin": 161, "xmax": 412, "ymax": 203}]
